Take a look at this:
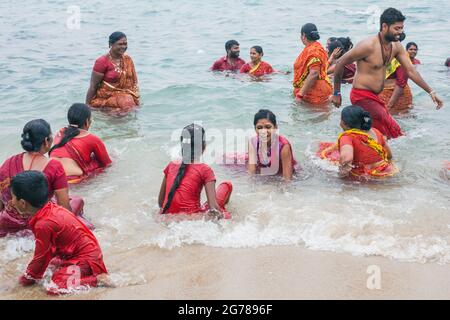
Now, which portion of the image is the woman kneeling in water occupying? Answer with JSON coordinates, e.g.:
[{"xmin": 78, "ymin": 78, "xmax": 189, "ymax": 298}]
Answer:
[
  {"xmin": 0, "ymin": 120, "xmax": 87, "ymax": 237},
  {"xmin": 50, "ymin": 103, "xmax": 112, "ymax": 184},
  {"xmin": 248, "ymin": 109, "xmax": 297, "ymax": 181},
  {"xmin": 318, "ymin": 105, "xmax": 398, "ymax": 179},
  {"xmin": 158, "ymin": 124, "xmax": 232, "ymax": 219}
]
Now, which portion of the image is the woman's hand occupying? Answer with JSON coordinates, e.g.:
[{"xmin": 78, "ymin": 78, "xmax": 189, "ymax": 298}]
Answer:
[
  {"xmin": 339, "ymin": 162, "xmax": 353, "ymax": 177},
  {"xmin": 206, "ymin": 208, "xmax": 223, "ymax": 220},
  {"xmin": 329, "ymin": 47, "xmax": 343, "ymax": 64}
]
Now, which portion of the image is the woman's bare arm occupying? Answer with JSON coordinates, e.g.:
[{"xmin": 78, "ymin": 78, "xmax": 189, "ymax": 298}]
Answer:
[
  {"xmin": 204, "ymin": 181, "xmax": 221, "ymax": 214},
  {"xmin": 280, "ymin": 145, "xmax": 293, "ymax": 181},
  {"xmin": 158, "ymin": 176, "xmax": 167, "ymax": 208},
  {"xmin": 339, "ymin": 144, "xmax": 354, "ymax": 177},
  {"xmin": 247, "ymin": 140, "xmax": 257, "ymax": 175},
  {"xmin": 387, "ymin": 85, "xmax": 404, "ymax": 109},
  {"xmin": 54, "ymin": 188, "xmax": 72, "ymax": 212},
  {"xmin": 85, "ymin": 71, "xmax": 104, "ymax": 105},
  {"xmin": 298, "ymin": 67, "xmax": 319, "ymax": 97}
]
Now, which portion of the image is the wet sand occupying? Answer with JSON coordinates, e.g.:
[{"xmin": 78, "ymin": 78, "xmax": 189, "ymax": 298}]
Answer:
[{"xmin": 1, "ymin": 246, "xmax": 450, "ymax": 300}]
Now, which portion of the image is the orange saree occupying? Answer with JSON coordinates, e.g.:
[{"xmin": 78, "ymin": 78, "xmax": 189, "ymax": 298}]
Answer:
[
  {"xmin": 379, "ymin": 59, "xmax": 413, "ymax": 112},
  {"xmin": 379, "ymin": 83, "xmax": 413, "ymax": 113},
  {"xmin": 90, "ymin": 55, "xmax": 140, "ymax": 111},
  {"xmin": 293, "ymin": 41, "xmax": 332, "ymax": 105}
]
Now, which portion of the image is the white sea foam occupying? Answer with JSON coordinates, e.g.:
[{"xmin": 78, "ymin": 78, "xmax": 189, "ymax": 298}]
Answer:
[{"xmin": 0, "ymin": 235, "xmax": 35, "ymax": 263}]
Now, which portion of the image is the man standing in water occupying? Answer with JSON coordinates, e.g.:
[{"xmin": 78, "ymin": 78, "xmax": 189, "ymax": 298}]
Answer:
[
  {"xmin": 331, "ymin": 8, "xmax": 443, "ymax": 139},
  {"xmin": 211, "ymin": 40, "xmax": 246, "ymax": 72}
]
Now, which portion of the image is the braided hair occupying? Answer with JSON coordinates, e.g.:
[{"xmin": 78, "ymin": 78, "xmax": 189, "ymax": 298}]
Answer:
[
  {"xmin": 162, "ymin": 124, "xmax": 206, "ymax": 214},
  {"xmin": 49, "ymin": 103, "xmax": 91, "ymax": 154}
]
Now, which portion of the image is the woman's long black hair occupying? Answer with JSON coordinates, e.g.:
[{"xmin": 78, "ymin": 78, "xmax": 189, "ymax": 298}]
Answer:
[
  {"xmin": 49, "ymin": 103, "xmax": 91, "ymax": 154},
  {"xmin": 162, "ymin": 124, "xmax": 206, "ymax": 214}
]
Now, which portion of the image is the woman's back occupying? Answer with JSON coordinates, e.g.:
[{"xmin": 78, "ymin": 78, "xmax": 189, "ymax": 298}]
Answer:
[
  {"xmin": 162, "ymin": 161, "xmax": 216, "ymax": 214},
  {"xmin": 339, "ymin": 128, "xmax": 385, "ymax": 166},
  {"xmin": 51, "ymin": 129, "xmax": 111, "ymax": 177}
]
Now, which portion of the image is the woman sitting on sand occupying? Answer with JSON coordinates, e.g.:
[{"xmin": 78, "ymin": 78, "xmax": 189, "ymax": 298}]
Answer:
[
  {"xmin": 0, "ymin": 120, "xmax": 84, "ymax": 237},
  {"xmin": 50, "ymin": 103, "xmax": 112, "ymax": 184},
  {"xmin": 158, "ymin": 124, "xmax": 233, "ymax": 219},
  {"xmin": 317, "ymin": 105, "xmax": 398, "ymax": 179},
  {"xmin": 86, "ymin": 31, "xmax": 140, "ymax": 113},
  {"xmin": 248, "ymin": 109, "xmax": 297, "ymax": 181}
]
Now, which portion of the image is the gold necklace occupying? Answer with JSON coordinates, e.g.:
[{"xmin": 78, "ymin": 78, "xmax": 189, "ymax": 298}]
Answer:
[{"xmin": 108, "ymin": 52, "xmax": 123, "ymax": 74}]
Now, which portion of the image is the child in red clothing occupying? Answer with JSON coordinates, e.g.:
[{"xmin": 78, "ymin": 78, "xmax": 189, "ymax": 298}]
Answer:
[
  {"xmin": 50, "ymin": 103, "xmax": 112, "ymax": 184},
  {"xmin": 11, "ymin": 171, "xmax": 109, "ymax": 295},
  {"xmin": 158, "ymin": 124, "xmax": 232, "ymax": 219}
]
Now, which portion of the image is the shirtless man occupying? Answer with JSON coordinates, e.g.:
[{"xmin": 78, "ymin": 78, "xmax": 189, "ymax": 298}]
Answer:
[{"xmin": 331, "ymin": 8, "xmax": 443, "ymax": 139}]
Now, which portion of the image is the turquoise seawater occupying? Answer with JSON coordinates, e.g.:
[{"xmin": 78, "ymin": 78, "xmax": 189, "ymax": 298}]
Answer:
[{"xmin": 1, "ymin": 0, "xmax": 450, "ymax": 286}]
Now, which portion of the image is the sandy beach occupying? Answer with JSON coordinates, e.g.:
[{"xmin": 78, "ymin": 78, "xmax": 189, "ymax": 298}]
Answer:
[{"xmin": 1, "ymin": 246, "xmax": 449, "ymax": 300}]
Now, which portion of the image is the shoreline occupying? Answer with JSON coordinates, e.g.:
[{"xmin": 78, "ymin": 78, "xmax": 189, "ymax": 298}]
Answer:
[{"xmin": 1, "ymin": 245, "xmax": 449, "ymax": 300}]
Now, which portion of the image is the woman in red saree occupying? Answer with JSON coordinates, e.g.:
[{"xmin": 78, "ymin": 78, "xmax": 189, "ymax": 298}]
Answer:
[
  {"xmin": 240, "ymin": 46, "xmax": 274, "ymax": 77},
  {"xmin": 406, "ymin": 42, "xmax": 421, "ymax": 66},
  {"xmin": 327, "ymin": 40, "xmax": 356, "ymax": 84},
  {"xmin": 293, "ymin": 23, "xmax": 332, "ymax": 106},
  {"xmin": 86, "ymin": 32, "xmax": 140, "ymax": 114},
  {"xmin": 0, "ymin": 120, "xmax": 84, "ymax": 237},
  {"xmin": 317, "ymin": 105, "xmax": 398, "ymax": 180},
  {"xmin": 49, "ymin": 104, "xmax": 112, "ymax": 184}
]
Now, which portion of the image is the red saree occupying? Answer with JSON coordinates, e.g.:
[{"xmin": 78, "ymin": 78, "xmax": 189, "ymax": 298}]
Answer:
[
  {"xmin": 240, "ymin": 61, "xmax": 274, "ymax": 76},
  {"xmin": 0, "ymin": 154, "xmax": 86, "ymax": 237},
  {"xmin": 0, "ymin": 155, "xmax": 29, "ymax": 236},
  {"xmin": 343, "ymin": 63, "xmax": 356, "ymax": 84},
  {"xmin": 293, "ymin": 41, "xmax": 332, "ymax": 105},
  {"xmin": 317, "ymin": 129, "xmax": 398, "ymax": 179},
  {"xmin": 61, "ymin": 140, "xmax": 105, "ymax": 184},
  {"xmin": 90, "ymin": 54, "xmax": 140, "ymax": 111},
  {"xmin": 51, "ymin": 129, "xmax": 112, "ymax": 184},
  {"xmin": 350, "ymin": 88, "xmax": 404, "ymax": 139}
]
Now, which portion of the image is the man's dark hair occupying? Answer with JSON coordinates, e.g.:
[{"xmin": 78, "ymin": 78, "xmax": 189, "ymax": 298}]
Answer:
[
  {"xmin": 11, "ymin": 171, "xmax": 49, "ymax": 208},
  {"xmin": 225, "ymin": 40, "xmax": 239, "ymax": 52},
  {"xmin": 380, "ymin": 8, "xmax": 406, "ymax": 31}
]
